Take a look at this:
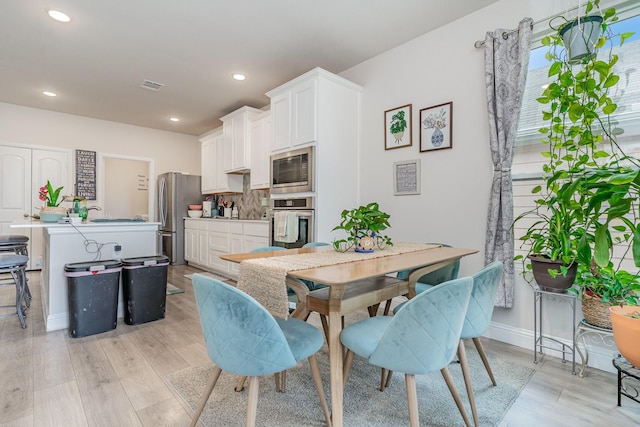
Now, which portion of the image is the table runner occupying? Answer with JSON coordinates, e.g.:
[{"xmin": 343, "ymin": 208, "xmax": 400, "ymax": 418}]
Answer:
[{"xmin": 237, "ymin": 242, "xmax": 440, "ymax": 318}]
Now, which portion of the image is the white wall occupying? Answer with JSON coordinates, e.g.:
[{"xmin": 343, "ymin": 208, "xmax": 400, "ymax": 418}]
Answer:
[
  {"xmin": 340, "ymin": 0, "xmax": 622, "ymax": 373},
  {"xmin": 0, "ymin": 102, "xmax": 200, "ymax": 220},
  {"xmin": 0, "ymin": 102, "xmax": 199, "ymax": 176}
]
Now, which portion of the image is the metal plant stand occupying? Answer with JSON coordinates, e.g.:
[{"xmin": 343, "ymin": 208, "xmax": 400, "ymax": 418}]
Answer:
[
  {"xmin": 533, "ymin": 285, "xmax": 577, "ymax": 374},
  {"xmin": 575, "ymin": 319, "xmax": 615, "ymax": 377},
  {"xmin": 612, "ymin": 355, "xmax": 640, "ymax": 406}
]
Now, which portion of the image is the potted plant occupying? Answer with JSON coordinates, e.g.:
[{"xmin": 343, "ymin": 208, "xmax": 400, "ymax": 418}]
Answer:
[
  {"xmin": 332, "ymin": 202, "xmax": 393, "ymax": 253},
  {"xmin": 514, "ymin": 0, "xmax": 639, "ymax": 295},
  {"xmin": 38, "ymin": 180, "xmax": 67, "ymax": 221}
]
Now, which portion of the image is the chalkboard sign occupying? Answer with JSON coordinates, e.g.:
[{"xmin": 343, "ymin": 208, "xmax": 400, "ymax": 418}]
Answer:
[{"xmin": 75, "ymin": 149, "xmax": 96, "ymax": 200}]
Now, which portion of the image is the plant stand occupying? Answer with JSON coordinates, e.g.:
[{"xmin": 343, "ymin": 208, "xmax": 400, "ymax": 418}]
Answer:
[
  {"xmin": 533, "ymin": 285, "xmax": 577, "ymax": 374},
  {"xmin": 612, "ymin": 354, "xmax": 640, "ymax": 406},
  {"xmin": 575, "ymin": 319, "xmax": 615, "ymax": 377}
]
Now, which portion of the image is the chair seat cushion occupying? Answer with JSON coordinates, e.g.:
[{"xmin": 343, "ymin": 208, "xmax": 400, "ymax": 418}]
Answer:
[
  {"xmin": 276, "ymin": 317, "xmax": 324, "ymax": 362},
  {"xmin": 0, "ymin": 254, "xmax": 29, "ymax": 268},
  {"xmin": 340, "ymin": 316, "xmax": 393, "ymax": 359}
]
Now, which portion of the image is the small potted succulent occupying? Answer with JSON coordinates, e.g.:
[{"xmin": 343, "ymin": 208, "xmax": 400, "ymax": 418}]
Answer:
[{"xmin": 332, "ymin": 202, "xmax": 393, "ymax": 253}]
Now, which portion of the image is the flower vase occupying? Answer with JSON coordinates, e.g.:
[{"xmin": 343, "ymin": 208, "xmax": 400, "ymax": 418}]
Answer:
[
  {"xmin": 431, "ymin": 127, "xmax": 444, "ymax": 147},
  {"xmin": 355, "ymin": 230, "xmax": 376, "ymax": 253},
  {"xmin": 40, "ymin": 205, "xmax": 67, "ymax": 222}
]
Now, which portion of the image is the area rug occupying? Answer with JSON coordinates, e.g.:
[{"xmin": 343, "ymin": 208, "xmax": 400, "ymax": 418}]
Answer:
[
  {"xmin": 166, "ymin": 283, "xmax": 184, "ymax": 295},
  {"xmin": 166, "ymin": 345, "xmax": 534, "ymax": 426}
]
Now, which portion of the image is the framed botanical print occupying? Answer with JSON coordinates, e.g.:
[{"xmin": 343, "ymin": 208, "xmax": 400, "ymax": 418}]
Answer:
[
  {"xmin": 384, "ymin": 104, "xmax": 412, "ymax": 150},
  {"xmin": 420, "ymin": 102, "xmax": 452, "ymax": 152}
]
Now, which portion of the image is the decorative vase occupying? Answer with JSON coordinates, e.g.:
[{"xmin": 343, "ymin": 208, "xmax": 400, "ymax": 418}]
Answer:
[
  {"xmin": 529, "ymin": 255, "xmax": 577, "ymax": 292},
  {"xmin": 355, "ymin": 230, "xmax": 376, "ymax": 253},
  {"xmin": 610, "ymin": 305, "xmax": 640, "ymax": 368},
  {"xmin": 392, "ymin": 132, "xmax": 404, "ymax": 144},
  {"xmin": 559, "ymin": 15, "xmax": 603, "ymax": 64},
  {"xmin": 581, "ymin": 293, "xmax": 613, "ymax": 329},
  {"xmin": 431, "ymin": 127, "xmax": 444, "ymax": 147}
]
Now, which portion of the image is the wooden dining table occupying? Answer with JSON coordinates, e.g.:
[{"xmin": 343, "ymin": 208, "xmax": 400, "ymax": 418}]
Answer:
[{"xmin": 221, "ymin": 244, "xmax": 478, "ymax": 427}]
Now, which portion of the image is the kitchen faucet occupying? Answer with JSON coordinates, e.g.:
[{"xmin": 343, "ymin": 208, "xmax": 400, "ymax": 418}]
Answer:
[{"xmin": 87, "ymin": 206, "xmax": 102, "ymax": 211}]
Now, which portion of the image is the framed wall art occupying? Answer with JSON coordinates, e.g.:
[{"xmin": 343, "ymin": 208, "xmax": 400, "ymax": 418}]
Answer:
[
  {"xmin": 384, "ymin": 104, "xmax": 412, "ymax": 150},
  {"xmin": 393, "ymin": 159, "xmax": 421, "ymax": 196},
  {"xmin": 420, "ymin": 102, "xmax": 452, "ymax": 152}
]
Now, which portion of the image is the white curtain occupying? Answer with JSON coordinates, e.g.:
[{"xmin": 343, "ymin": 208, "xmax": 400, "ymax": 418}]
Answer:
[{"xmin": 484, "ymin": 18, "xmax": 532, "ymax": 308}]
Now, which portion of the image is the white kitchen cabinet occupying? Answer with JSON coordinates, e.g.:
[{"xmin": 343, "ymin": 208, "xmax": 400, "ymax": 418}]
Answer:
[
  {"xmin": 199, "ymin": 129, "xmax": 242, "ymax": 194},
  {"xmin": 220, "ymin": 106, "xmax": 262, "ymax": 173},
  {"xmin": 266, "ymin": 68, "xmax": 363, "ymax": 245},
  {"xmin": 208, "ymin": 220, "xmax": 230, "ymax": 273},
  {"xmin": 228, "ymin": 222, "xmax": 243, "ymax": 275},
  {"xmin": 266, "ymin": 71, "xmax": 320, "ymax": 152},
  {"xmin": 249, "ymin": 110, "xmax": 271, "ymax": 190},
  {"xmin": 184, "ymin": 219, "xmax": 198, "ymax": 263},
  {"xmin": 200, "ymin": 135, "xmax": 216, "ymax": 194},
  {"xmin": 243, "ymin": 222, "xmax": 269, "ymax": 252}
]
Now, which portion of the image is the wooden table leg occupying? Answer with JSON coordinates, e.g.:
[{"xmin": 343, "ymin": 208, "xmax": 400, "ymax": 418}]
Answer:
[{"xmin": 328, "ymin": 309, "xmax": 343, "ymax": 427}]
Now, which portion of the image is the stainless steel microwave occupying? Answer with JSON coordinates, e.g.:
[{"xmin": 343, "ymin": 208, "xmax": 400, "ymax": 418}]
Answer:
[{"xmin": 270, "ymin": 146, "xmax": 314, "ymax": 194}]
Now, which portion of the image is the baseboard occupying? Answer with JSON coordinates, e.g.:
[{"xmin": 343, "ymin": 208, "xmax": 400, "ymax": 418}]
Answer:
[{"xmin": 486, "ymin": 321, "xmax": 617, "ymax": 375}]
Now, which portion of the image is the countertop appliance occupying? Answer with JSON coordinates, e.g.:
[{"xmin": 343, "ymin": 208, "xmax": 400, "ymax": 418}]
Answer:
[
  {"xmin": 270, "ymin": 146, "xmax": 314, "ymax": 194},
  {"xmin": 158, "ymin": 172, "xmax": 202, "ymax": 264}
]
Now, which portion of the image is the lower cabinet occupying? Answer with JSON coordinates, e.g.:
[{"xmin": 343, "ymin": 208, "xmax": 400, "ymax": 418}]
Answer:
[{"xmin": 184, "ymin": 219, "xmax": 269, "ymax": 277}]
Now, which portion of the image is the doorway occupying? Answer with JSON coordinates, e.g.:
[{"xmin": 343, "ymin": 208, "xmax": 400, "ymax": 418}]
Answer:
[{"xmin": 99, "ymin": 154, "xmax": 154, "ymax": 220}]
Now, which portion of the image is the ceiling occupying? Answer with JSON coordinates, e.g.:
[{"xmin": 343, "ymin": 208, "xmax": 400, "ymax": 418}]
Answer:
[{"xmin": 0, "ymin": 1, "xmax": 498, "ymax": 136}]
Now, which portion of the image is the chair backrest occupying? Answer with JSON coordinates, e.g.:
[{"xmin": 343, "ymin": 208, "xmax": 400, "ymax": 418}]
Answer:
[
  {"xmin": 461, "ymin": 261, "xmax": 504, "ymax": 339},
  {"xmin": 369, "ymin": 276, "xmax": 473, "ymax": 374},
  {"xmin": 302, "ymin": 242, "xmax": 330, "ymax": 248},
  {"xmin": 396, "ymin": 243, "xmax": 460, "ymax": 285},
  {"xmin": 251, "ymin": 246, "xmax": 286, "ymax": 252},
  {"xmin": 192, "ymin": 274, "xmax": 297, "ymax": 376}
]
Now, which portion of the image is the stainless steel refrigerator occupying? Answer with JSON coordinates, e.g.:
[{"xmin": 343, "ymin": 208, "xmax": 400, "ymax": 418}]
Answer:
[{"xmin": 157, "ymin": 172, "xmax": 202, "ymax": 264}]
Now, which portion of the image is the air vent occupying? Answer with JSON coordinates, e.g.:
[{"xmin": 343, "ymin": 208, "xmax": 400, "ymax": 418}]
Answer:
[{"xmin": 139, "ymin": 79, "xmax": 165, "ymax": 91}]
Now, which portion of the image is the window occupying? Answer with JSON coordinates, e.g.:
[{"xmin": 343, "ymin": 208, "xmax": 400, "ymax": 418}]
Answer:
[{"xmin": 512, "ymin": 11, "xmax": 640, "ymax": 266}]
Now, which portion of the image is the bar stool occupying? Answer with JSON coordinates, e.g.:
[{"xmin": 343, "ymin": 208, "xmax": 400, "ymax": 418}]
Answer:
[
  {"xmin": 0, "ymin": 235, "xmax": 31, "ymax": 307},
  {"xmin": 0, "ymin": 253, "xmax": 29, "ymax": 328}
]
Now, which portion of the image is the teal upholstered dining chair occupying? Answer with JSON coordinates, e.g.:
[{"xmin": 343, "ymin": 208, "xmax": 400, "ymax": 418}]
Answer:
[
  {"xmin": 190, "ymin": 274, "xmax": 331, "ymax": 427},
  {"xmin": 382, "ymin": 243, "xmax": 460, "ymax": 315},
  {"xmin": 340, "ymin": 276, "xmax": 474, "ymax": 427},
  {"xmin": 385, "ymin": 261, "xmax": 504, "ymax": 427}
]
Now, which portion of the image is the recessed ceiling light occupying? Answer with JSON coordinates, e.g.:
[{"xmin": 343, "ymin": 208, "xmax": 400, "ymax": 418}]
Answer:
[
  {"xmin": 232, "ymin": 73, "xmax": 246, "ymax": 81},
  {"xmin": 42, "ymin": 91, "xmax": 57, "ymax": 97},
  {"xmin": 47, "ymin": 9, "xmax": 71, "ymax": 23},
  {"xmin": 169, "ymin": 117, "xmax": 180, "ymax": 122}
]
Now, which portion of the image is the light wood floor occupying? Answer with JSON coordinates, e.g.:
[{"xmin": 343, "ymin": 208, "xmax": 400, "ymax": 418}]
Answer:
[{"xmin": 0, "ymin": 264, "xmax": 638, "ymax": 426}]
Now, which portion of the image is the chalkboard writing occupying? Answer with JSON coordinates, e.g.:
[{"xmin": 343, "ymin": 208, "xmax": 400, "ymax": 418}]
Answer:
[{"xmin": 75, "ymin": 149, "xmax": 96, "ymax": 200}]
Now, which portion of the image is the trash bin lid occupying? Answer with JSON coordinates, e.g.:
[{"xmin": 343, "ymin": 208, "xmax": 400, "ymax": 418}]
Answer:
[
  {"xmin": 122, "ymin": 255, "xmax": 170, "ymax": 267},
  {"xmin": 64, "ymin": 259, "xmax": 122, "ymax": 272}
]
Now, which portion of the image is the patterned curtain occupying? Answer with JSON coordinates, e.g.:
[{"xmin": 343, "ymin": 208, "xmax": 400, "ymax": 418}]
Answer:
[{"xmin": 484, "ymin": 18, "xmax": 532, "ymax": 308}]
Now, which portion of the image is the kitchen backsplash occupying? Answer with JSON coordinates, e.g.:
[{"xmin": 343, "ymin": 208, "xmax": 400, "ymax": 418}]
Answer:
[{"xmin": 204, "ymin": 174, "xmax": 268, "ymax": 220}]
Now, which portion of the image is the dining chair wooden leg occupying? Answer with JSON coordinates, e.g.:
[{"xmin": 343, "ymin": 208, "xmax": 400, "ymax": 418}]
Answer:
[
  {"xmin": 246, "ymin": 376, "xmax": 260, "ymax": 427},
  {"xmin": 280, "ymin": 370, "xmax": 287, "ymax": 392},
  {"xmin": 457, "ymin": 340, "xmax": 479, "ymax": 427},
  {"xmin": 274, "ymin": 373, "xmax": 282, "ymax": 392},
  {"xmin": 380, "ymin": 368, "xmax": 387, "ymax": 391},
  {"xmin": 382, "ymin": 298, "xmax": 392, "ymax": 316},
  {"xmin": 308, "ymin": 354, "xmax": 332, "ymax": 426},
  {"xmin": 384, "ymin": 369, "xmax": 394, "ymax": 389},
  {"xmin": 235, "ymin": 376, "xmax": 247, "ymax": 392},
  {"xmin": 320, "ymin": 314, "xmax": 330, "ymax": 346},
  {"xmin": 189, "ymin": 366, "xmax": 222, "ymax": 427},
  {"xmin": 405, "ymin": 374, "xmax": 419, "ymax": 427},
  {"xmin": 343, "ymin": 349, "xmax": 355, "ymax": 382},
  {"xmin": 473, "ymin": 337, "xmax": 497, "ymax": 386},
  {"xmin": 440, "ymin": 366, "xmax": 472, "ymax": 427}
]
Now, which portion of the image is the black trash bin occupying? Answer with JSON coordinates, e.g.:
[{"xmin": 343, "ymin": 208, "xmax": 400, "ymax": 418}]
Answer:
[
  {"xmin": 65, "ymin": 259, "xmax": 122, "ymax": 338},
  {"xmin": 121, "ymin": 255, "xmax": 169, "ymax": 325}
]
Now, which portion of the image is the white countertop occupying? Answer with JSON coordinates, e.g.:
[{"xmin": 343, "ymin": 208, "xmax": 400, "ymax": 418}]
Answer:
[
  {"xmin": 11, "ymin": 218, "xmax": 161, "ymax": 228},
  {"xmin": 183, "ymin": 217, "xmax": 268, "ymax": 223}
]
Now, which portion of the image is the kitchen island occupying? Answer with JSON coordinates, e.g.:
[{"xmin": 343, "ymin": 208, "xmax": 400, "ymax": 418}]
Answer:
[{"xmin": 11, "ymin": 219, "xmax": 160, "ymax": 332}]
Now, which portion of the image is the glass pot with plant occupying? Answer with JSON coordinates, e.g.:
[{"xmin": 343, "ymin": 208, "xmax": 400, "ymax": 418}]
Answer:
[
  {"xmin": 38, "ymin": 180, "xmax": 67, "ymax": 214},
  {"xmin": 332, "ymin": 202, "xmax": 393, "ymax": 253}
]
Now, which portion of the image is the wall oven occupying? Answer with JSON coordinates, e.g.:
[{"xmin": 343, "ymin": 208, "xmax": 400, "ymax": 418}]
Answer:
[
  {"xmin": 270, "ymin": 197, "xmax": 315, "ymax": 248},
  {"xmin": 270, "ymin": 146, "xmax": 314, "ymax": 194}
]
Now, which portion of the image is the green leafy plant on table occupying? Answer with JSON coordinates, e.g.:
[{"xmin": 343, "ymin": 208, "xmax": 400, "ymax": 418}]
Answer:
[{"xmin": 332, "ymin": 202, "xmax": 393, "ymax": 252}]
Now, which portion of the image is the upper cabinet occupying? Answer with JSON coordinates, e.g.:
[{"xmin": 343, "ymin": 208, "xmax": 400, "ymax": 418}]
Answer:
[
  {"xmin": 199, "ymin": 128, "xmax": 242, "ymax": 194},
  {"xmin": 268, "ymin": 78, "xmax": 317, "ymax": 152},
  {"xmin": 249, "ymin": 110, "xmax": 271, "ymax": 190},
  {"xmin": 220, "ymin": 106, "xmax": 263, "ymax": 173}
]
